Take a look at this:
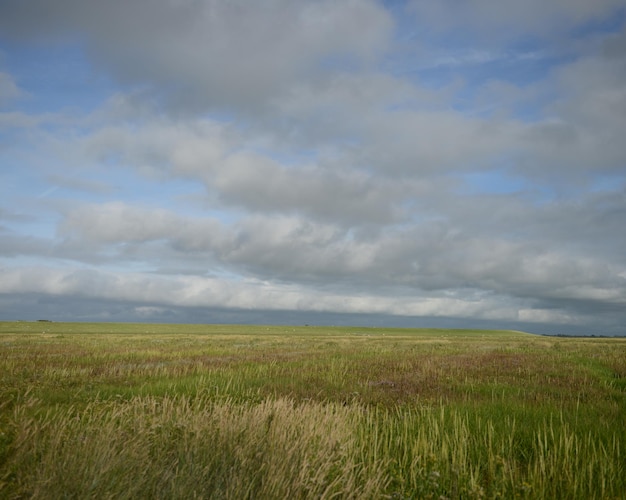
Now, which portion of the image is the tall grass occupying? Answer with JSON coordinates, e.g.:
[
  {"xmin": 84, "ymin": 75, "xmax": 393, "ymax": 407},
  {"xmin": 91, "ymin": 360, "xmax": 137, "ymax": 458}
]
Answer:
[
  {"xmin": 2, "ymin": 394, "xmax": 624, "ymax": 499},
  {"xmin": 361, "ymin": 405, "xmax": 624, "ymax": 499},
  {"xmin": 1, "ymin": 322, "xmax": 625, "ymax": 498},
  {"xmin": 4, "ymin": 395, "xmax": 387, "ymax": 499}
]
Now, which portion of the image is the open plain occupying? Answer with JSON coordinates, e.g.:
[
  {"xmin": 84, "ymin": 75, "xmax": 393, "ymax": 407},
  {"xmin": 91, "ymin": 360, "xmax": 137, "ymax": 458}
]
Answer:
[{"xmin": 1, "ymin": 322, "xmax": 624, "ymax": 499}]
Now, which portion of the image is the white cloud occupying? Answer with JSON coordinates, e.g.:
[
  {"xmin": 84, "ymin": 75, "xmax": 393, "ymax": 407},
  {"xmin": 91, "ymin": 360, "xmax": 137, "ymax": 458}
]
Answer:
[
  {"xmin": 517, "ymin": 308, "xmax": 578, "ymax": 324},
  {"xmin": 1, "ymin": 1, "xmax": 626, "ymax": 334},
  {"xmin": 0, "ymin": 72, "xmax": 23, "ymax": 104},
  {"xmin": 0, "ymin": 265, "xmax": 551, "ymax": 322}
]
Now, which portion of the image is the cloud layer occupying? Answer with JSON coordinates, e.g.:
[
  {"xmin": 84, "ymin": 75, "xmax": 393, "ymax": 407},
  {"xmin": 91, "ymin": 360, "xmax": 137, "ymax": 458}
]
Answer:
[{"xmin": 1, "ymin": 1, "xmax": 625, "ymax": 334}]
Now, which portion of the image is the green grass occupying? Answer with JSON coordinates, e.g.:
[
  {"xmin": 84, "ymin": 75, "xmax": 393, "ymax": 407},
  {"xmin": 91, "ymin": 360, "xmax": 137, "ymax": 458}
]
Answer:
[{"xmin": 1, "ymin": 322, "xmax": 625, "ymax": 498}]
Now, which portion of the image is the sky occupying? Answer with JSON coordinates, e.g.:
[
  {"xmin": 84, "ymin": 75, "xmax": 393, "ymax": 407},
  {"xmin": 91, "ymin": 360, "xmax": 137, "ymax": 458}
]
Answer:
[{"xmin": 1, "ymin": 0, "xmax": 625, "ymax": 335}]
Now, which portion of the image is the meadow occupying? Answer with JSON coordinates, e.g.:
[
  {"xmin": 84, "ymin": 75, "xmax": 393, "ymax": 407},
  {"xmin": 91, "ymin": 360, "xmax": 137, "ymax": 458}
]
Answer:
[{"xmin": 0, "ymin": 321, "xmax": 624, "ymax": 499}]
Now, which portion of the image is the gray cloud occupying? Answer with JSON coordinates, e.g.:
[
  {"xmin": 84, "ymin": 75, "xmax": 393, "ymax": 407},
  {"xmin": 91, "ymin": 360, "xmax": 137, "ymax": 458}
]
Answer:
[
  {"xmin": 1, "ymin": 1, "xmax": 625, "ymax": 334},
  {"xmin": 514, "ymin": 44, "xmax": 626, "ymax": 181},
  {"xmin": 56, "ymin": 117, "xmax": 413, "ymax": 225},
  {"xmin": 35, "ymin": 197, "xmax": 620, "ymax": 323},
  {"xmin": 211, "ymin": 153, "xmax": 405, "ymax": 225},
  {"xmin": 2, "ymin": 178, "xmax": 625, "ymax": 333},
  {"xmin": 409, "ymin": 0, "xmax": 625, "ymax": 41},
  {"xmin": 0, "ymin": 265, "xmax": 568, "ymax": 322},
  {"xmin": 0, "ymin": 0, "xmax": 392, "ymax": 113},
  {"xmin": 2, "ymin": 260, "xmax": 623, "ymax": 335}
]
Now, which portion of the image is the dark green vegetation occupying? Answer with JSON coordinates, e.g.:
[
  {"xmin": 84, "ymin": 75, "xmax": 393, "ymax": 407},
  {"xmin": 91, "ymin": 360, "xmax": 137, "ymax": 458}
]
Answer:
[{"xmin": 1, "ymin": 322, "xmax": 625, "ymax": 498}]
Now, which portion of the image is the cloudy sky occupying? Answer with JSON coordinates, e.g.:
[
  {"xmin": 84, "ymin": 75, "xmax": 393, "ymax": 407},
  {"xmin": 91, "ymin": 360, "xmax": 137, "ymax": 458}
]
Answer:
[{"xmin": 1, "ymin": 1, "xmax": 625, "ymax": 334}]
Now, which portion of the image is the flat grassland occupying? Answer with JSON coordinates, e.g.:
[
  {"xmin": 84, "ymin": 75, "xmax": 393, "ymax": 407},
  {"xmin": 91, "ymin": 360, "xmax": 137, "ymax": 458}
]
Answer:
[{"xmin": 1, "ymin": 322, "xmax": 624, "ymax": 499}]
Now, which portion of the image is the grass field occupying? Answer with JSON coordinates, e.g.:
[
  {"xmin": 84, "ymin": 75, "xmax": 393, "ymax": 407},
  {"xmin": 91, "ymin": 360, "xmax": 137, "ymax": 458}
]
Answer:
[{"xmin": 1, "ymin": 321, "xmax": 625, "ymax": 499}]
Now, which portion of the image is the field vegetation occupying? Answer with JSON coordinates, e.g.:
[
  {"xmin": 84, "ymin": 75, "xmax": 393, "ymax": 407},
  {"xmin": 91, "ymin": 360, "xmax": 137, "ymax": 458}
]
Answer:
[{"xmin": 1, "ymin": 321, "xmax": 625, "ymax": 498}]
